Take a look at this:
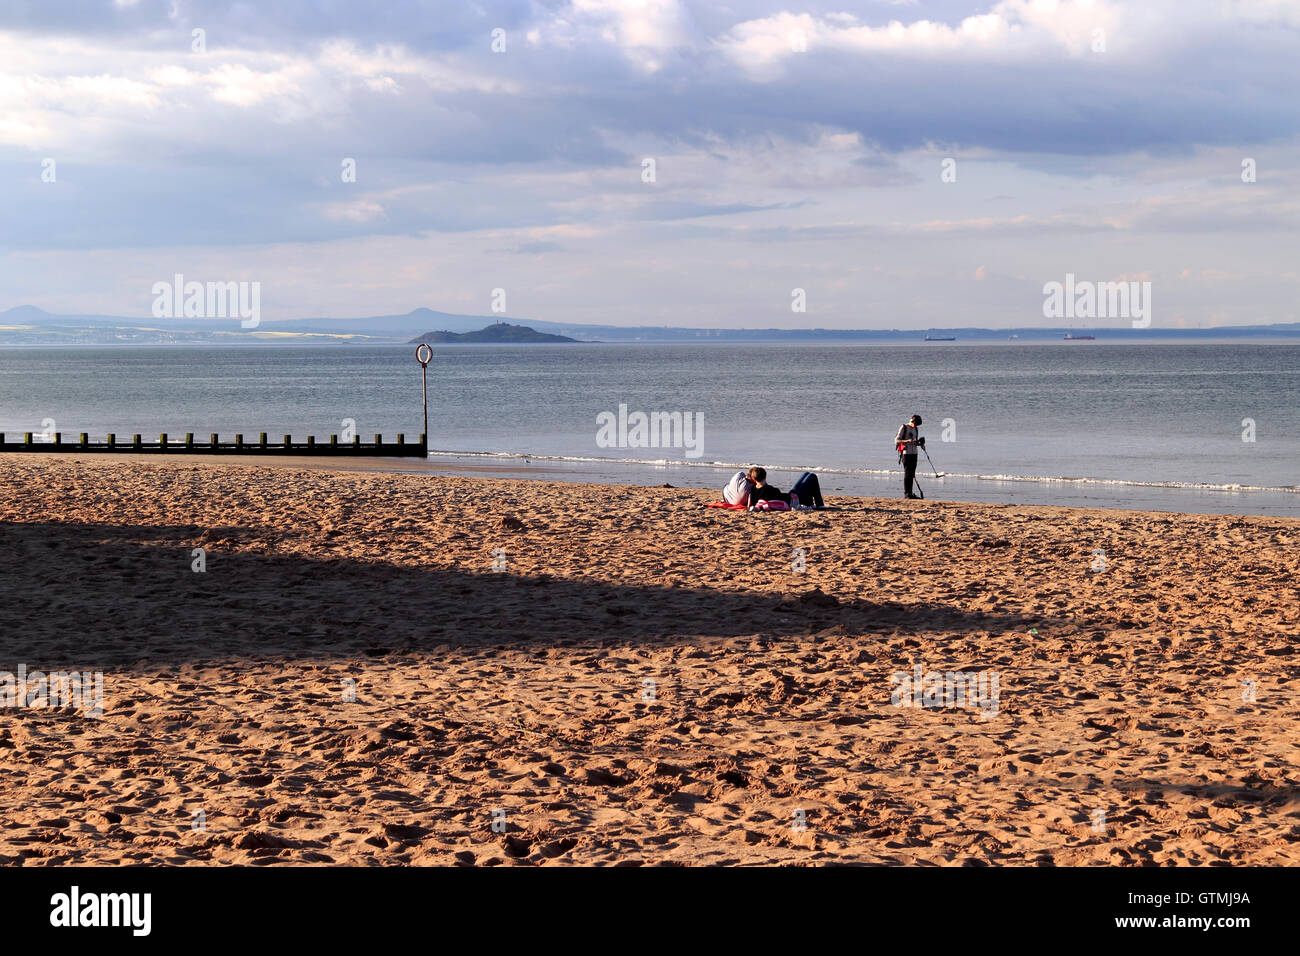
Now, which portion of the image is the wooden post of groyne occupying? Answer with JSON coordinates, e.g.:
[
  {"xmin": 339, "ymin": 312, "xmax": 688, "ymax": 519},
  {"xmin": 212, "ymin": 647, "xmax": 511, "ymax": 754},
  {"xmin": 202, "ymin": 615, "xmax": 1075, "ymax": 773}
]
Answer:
[
  {"xmin": 0, "ymin": 431, "xmax": 425, "ymax": 457},
  {"xmin": 0, "ymin": 357, "xmax": 429, "ymax": 458}
]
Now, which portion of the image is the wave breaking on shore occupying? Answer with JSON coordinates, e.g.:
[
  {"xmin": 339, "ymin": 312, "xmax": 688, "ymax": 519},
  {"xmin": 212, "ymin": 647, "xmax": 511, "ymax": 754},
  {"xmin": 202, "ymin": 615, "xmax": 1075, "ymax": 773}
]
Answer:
[{"xmin": 427, "ymin": 450, "xmax": 1299, "ymax": 496}]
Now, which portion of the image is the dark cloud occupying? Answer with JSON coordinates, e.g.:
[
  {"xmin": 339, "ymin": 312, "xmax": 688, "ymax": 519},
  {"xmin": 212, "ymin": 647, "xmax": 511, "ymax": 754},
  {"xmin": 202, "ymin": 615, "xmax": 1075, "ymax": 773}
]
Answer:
[
  {"xmin": 0, "ymin": 0, "xmax": 536, "ymax": 52},
  {"xmin": 1, "ymin": 0, "xmax": 1297, "ymax": 255}
]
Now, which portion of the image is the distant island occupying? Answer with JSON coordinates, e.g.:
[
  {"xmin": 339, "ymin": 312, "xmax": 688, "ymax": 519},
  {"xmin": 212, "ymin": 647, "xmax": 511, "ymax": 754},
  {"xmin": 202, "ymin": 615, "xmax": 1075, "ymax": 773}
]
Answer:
[{"xmin": 408, "ymin": 323, "xmax": 580, "ymax": 344}]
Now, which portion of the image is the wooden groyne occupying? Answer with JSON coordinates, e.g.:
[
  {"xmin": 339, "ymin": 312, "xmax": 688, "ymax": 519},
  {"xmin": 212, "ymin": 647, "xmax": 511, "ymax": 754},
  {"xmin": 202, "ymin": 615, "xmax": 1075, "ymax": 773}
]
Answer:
[{"xmin": 0, "ymin": 432, "xmax": 428, "ymax": 458}]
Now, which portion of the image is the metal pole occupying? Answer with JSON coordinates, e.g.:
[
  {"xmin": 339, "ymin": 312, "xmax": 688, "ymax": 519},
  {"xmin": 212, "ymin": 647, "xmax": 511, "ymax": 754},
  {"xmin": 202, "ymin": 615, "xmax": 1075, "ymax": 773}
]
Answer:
[{"xmin": 415, "ymin": 343, "xmax": 432, "ymax": 454}]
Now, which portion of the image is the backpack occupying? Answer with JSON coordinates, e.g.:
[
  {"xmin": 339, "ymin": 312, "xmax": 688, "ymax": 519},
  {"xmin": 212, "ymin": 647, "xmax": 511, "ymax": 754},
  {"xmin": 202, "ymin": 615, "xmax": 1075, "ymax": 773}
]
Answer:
[{"xmin": 896, "ymin": 423, "xmax": 918, "ymax": 462}]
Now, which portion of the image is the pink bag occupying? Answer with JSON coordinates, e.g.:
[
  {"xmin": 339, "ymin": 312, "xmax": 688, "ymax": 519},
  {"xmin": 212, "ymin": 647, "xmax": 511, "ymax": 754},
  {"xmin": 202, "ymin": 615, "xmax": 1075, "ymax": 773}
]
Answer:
[{"xmin": 754, "ymin": 499, "xmax": 790, "ymax": 511}]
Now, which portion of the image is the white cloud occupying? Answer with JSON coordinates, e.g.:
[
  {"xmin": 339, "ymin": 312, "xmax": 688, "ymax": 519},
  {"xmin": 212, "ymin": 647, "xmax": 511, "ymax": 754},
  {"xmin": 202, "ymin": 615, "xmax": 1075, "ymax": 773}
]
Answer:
[
  {"xmin": 0, "ymin": 30, "xmax": 520, "ymax": 154},
  {"xmin": 207, "ymin": 62, "xmax": 306, "ymax": 107},
  {"xmin": 540, "ymin": 0, "xmax": 698, "ymax": 70},
  {"xmin": 322, "ymin": 199, "xmax": 387, "ymax": 222},
  {"xmin": 712, "ymin": 0, "xmax": 1274, "ymax": 76},
  {"xmin": 570, "ymin": 0, "xmax": 695, "ymax": 50}
]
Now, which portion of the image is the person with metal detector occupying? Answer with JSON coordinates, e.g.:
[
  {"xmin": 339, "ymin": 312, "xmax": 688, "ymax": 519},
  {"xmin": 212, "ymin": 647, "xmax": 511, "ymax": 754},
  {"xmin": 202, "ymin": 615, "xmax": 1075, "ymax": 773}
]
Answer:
[{"xmin": 895, "ymin": 414, "xmax": 926, "ymax": 499}]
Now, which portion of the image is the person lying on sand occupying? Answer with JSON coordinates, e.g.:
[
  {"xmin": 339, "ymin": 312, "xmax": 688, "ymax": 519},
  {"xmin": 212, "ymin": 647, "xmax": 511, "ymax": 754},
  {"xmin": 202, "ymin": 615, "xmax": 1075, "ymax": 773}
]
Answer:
[
  {"xmin": 747, "ymin": 467, "xmax": 827, "ymax": 510},
  {"xmin": 747, "ymin": 468, "xmax": 790, "ymax": 510},
  {"xmin": 721, "ymin": 467, "xmax": 826, "ymax": 511},
  {"xmin": 722, "ymin": 467, "xmax": 758, "ymax": 506},
  {"xmin": 789, "ymin": 470, "xmax": 825, "ymax": 509}
]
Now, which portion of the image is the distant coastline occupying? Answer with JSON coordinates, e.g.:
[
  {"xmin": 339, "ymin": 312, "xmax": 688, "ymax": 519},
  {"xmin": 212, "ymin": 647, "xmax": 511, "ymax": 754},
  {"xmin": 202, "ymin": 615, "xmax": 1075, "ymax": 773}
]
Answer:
[{"xmin": 1, "ymin": 304, "xmax": 1298, "ymax": 346}]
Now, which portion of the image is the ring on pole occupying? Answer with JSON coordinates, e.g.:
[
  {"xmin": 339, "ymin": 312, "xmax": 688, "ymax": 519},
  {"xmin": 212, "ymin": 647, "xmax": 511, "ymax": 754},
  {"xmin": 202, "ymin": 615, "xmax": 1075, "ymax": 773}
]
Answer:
[{"xmin": 415, "ymin": 343, "xmax": 432, "ymax": 454}]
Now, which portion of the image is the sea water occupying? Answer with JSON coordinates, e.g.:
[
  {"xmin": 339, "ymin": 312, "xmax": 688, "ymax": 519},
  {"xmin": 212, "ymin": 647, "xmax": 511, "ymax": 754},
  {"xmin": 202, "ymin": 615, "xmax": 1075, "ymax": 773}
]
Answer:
[{"xmin": 0, "ymin": 342, "xmax": 1295, "ymax": 516}]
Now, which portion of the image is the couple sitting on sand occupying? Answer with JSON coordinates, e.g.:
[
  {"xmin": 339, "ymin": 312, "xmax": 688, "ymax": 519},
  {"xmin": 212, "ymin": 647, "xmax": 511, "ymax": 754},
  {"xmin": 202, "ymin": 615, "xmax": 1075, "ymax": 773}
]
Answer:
[{"xmin": 722, "ymin": 467, "xmax": 825, "ymax": 511}]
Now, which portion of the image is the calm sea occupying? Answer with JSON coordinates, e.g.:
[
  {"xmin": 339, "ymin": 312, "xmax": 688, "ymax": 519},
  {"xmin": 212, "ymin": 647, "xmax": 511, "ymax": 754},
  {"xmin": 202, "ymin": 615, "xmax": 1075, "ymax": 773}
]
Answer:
[{"xmin": 1, "ymin": 343, "xmax": 1296, "ymax": 516}]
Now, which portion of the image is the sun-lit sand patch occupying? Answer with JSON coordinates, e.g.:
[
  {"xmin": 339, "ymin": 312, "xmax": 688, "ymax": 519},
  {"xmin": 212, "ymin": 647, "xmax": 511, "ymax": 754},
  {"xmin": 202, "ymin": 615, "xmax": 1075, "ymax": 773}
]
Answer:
[{"xmin": 0, "ymin": 455, "xmax": 1296, "ymax": 865}]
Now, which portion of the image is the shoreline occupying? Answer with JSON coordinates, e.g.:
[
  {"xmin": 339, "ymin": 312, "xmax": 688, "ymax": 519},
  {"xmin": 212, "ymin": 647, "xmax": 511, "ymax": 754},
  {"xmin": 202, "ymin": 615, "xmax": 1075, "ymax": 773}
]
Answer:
[
  {"xmin": 9, "ymin": 451, "xmax": 1295, "ymax": 518},
  {"xmin": 418, "ymin": 452, "xmax": 1300, "ymax": 518},
  {"xmin": 5, "ymin": 336, "xmax": 1300, "ymax": 349}
]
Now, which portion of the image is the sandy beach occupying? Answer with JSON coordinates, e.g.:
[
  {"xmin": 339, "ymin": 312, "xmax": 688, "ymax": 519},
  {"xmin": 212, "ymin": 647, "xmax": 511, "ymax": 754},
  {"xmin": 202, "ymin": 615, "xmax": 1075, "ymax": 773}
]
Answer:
[{"xmin": 0, "ymin": 454, "xmax": 1296, "ymax": 866}]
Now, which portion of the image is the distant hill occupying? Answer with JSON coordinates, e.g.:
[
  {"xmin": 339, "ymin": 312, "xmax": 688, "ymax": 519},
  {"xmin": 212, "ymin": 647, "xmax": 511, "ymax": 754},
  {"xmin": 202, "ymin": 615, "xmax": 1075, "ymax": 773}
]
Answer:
[{"xmin": 408, "ymin": 323, "xmax": 580, "ymax": 344}]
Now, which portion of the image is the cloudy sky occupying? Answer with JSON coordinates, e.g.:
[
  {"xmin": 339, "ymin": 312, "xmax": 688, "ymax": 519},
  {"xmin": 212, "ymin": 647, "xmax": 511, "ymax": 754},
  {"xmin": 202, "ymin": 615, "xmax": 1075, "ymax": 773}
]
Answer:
[{"xmin": 1, "ymin": 0, "xmax": 1297, "ymax": 329}]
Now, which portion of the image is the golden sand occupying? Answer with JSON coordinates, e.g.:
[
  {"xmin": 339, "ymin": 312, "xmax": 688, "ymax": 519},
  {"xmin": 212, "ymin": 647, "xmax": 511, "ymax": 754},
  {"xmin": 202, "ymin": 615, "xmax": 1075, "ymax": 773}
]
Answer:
[{"xmin": 0, "ymin": 455, "xmax": 1296, "ymax": 865}]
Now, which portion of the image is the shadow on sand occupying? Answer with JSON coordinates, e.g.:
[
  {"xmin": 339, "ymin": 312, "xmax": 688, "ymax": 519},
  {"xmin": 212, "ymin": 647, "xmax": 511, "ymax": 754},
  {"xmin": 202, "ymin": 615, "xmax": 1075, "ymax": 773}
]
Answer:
[{"xmin": 0, "ymin": 518, "xmax": 1060, "ymax": 671}]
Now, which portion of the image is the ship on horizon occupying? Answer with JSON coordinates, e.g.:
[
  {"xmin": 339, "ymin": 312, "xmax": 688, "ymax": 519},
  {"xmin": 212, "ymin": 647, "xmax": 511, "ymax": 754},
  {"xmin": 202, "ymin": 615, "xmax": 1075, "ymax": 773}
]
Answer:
[
  {"xmin": 1064, "ymin": 333, "xmax": 1096, "ymax": 341},
  {"xmin": 924, "ymin": 334, "xmax": 957, "ymax": 341}
]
